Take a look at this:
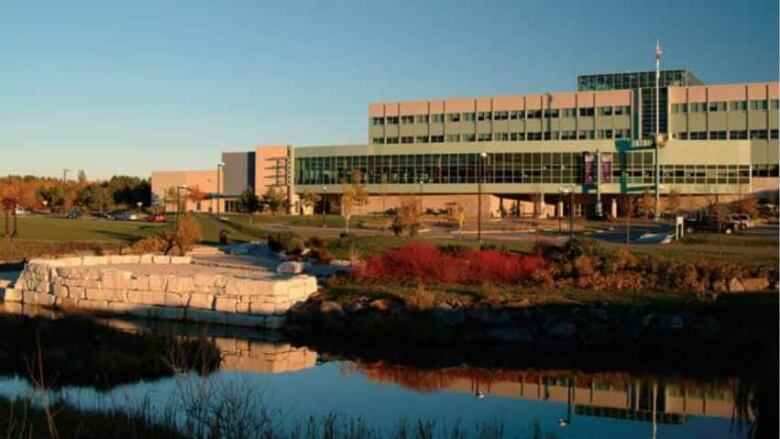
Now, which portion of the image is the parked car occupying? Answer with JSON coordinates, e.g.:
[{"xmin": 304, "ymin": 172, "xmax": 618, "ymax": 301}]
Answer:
[
  {"xmin": 13, "ymin": 207, "xmax": 28, "ymax": 216},
  {"xmin": 685, "ymin": 216, "xmax": 742, "ymax": 234},
  {"xmin": 113, "ymin": 210, "xmax": 139, "ymax": 221},
  {"xmin": 147, "ymin": 213, "xmax": 167, "ymax": 223},
  {"xmin": 93, "ymin": 211, "xmax": 113, "ymax": 219},
  {"xmin": 728, "ymin": 213, "xmax": 754, "ymax": 229},
  {"xmin": 65, "ymin": 208, "xmax": 81, "ymax": 219}
]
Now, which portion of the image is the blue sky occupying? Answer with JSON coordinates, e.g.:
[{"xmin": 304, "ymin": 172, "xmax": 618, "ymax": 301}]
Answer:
[{"xmin": 1, "ymin": 0, "xmax": 777, "ymax": 179}]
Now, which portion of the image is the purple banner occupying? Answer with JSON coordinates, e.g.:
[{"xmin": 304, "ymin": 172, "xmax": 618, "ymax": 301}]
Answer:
[
  {"xmin": 601, "ymin": 154, "xmax": 612, "ymax": 183},
  {"xmin": 583, "ymin": 153, "xmax": 594, "ymax": 184}
]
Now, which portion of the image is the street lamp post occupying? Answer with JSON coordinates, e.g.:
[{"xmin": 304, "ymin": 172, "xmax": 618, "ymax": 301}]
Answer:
[
  {"xmin": 136, "ymin": 201, "xmax": 143, "ymax": 213},
  {"xmin": 322, "ymin": 186, "xmax": 327, "ymax": 227},
  {"xmin": 477, "ymin": 152, "xmax": 487, "ymax": 243},
  {"xmin": 557, "ymin": 189, "xmax": 564, "ymax": 234},
  {"xmin": 569, "ymin": 190, "xmax": 575, "ymax": 241},
  {"xmin": 418, "ymin": 179, "xmax": 424, "ymax": 214},
  {"xmin": 557, "ymin": 378, "xmax": 573, "ymax": 427},
  {"xmin": 216, "ymin": 162, "xmax": 225, "ymax": 216}
]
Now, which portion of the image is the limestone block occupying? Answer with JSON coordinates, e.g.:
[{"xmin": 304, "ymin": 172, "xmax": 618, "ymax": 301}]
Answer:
[
  {"xmin": 169, "ymin": 256, "xmax": 192, "ymax": 265},
  {"xmin": 214, "ymin": 275, "xmax": 228, "ymax": 288},
  {"xmin": 56, "ymin": 267, "xmax": 80, "ymax": 278},
  {"xmin": 215, "ymin": 296, "xmax": 238, "ymax": 313},
  {"xmin": 127, "ymin": 290, "xmax": 167, "ymax": 306},
  {"xmin": 133, "ymin": 275, "xmax": 150, "ymax": 291},
  {"xmin": 85, "ymin": 280, "xmax": 101, "ymax": 288},
  {"xmin": 277, "ymin": 261, "xmax": 304, "ymax": 274},
  {"xmin": 189, "ymin": 293, "xmax": 215, "ymax": 310},
  {"xmin": 101, "ymin": 270, "xmax": 132, "ymax": 289},
  {"xmin": 164, "ymin": 292, "xmax": 188, "ymax": 307},
  {"xmin": 140, "ymin": 254, "xmax": 154, "ymax": 264},
  {"xmin": 63, "ymin": 278, "xmax": 86, "ymax": 288},
  {"xmin": 3, "ymin": 288, "xmax": 22, "ymax": 302},
  {"xmin": 27, "ymin": 262, "xmax": 48, "ymax": 275},
  {"xmin": 22, "ymin": 290, "xmax": 35, "ymax": 304},
  {"xmin": 58, "ymin": 297, "xmax": 78, "ymax": 309},
  {"xmin": 194, "ymin": 273, "xmax": 219, "ymax": 287},
  {"xmin": 167, "ymin": 276, "xmax": 195, "ymax": 293},
  {"xmin": 249, "ymin": 301, "xmax": 275, "ymax": 315},
  {"xmin": 236, "ymin": 300, "xmax": 250, "ymax": 314},
  {"xmin": 110, "ymin": 255, "xmax": 141, "ymax": 265},
  {"xmin": 82, "ymin": 255, "xmax": 109, "ymax": 266},
  {"xmin": 52, "ymin": 284, "xmax": 69, "ymax": 298},
  {"xmin": 69, "ymin": 286, "xmax": 86, "ymax": 299},
  {"xmin": 77, "ymin": 299, "xmax": 110, "ymax": 311},
  {"xmin": 85, "ymin": 288, "xmax": 125, "ymax": 302},
  {"xmin": 248, "ymin": 280, "xmax": 274, "ymax": 295},
  {"xmin": 152, "ymin": 255, "xmax": 171, "ymax": 264},
  {"xmin": 225, "ymin": 278, "xmax": 251, "ymax": 295},
  {"xmin": 83, "ymin": 268, "xmax": 102, "ymax": 281},
  {"xmin": 148, "ymin": 274, "xmax": 166, "ymax": 291},
  {"xmin": 107, "ymin": 302, "xmax": 140, "ymax": 313},
  {"xmin": 264, "ymin": 315, "xmax": 286, "ymax": 330},
  {"xmin": 274, "ymin": 301, "xmax": 292, "ymax": 315},
  {"xmin": 32, "ymin": 292, "xmax": 56, "ymax": 307},
  {"xmin": 56, "ymin": 257, "xmax": 83, "ymax": 267},
  {"xmin": 270, "ymin": 281, "xmax": 290, "ymax": 297}
]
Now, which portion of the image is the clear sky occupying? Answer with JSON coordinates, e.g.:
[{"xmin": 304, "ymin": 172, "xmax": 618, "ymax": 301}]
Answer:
[{"xmin": 1, "ymin": 0, "xmax": 777, "ymax": 179}]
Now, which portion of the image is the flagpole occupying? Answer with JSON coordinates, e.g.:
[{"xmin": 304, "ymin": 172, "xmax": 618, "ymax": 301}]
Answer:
[{"xmin": 654, "ymin": 40, "xmax": 661, "ymax": 220}]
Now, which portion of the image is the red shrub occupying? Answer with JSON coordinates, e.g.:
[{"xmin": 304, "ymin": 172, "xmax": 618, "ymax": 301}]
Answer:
[{"xmin": 353, "ymin": 244, "xmax": 545, "ymax": 285}]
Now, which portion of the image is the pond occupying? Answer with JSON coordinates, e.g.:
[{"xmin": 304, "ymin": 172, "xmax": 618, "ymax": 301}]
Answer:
[{"xmin": 0, "ymin": 308, "xmax": 772, "ymax": 439}]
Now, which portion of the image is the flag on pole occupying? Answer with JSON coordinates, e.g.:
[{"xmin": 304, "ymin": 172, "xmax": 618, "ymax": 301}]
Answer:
[{"xmin": 655, "ymin": 40, "xmax": 663, "ymax": 59}]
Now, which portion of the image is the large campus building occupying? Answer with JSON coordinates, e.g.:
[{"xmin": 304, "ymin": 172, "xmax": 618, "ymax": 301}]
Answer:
[{"xmin": 151, "ymin": 68, "xmax": 779, "ymax": 218}]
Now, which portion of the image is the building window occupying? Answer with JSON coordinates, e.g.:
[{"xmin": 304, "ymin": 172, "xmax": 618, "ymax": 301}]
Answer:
[
  {"xmin": 527, "ymin": 132, "xmax": 542, "ymax": 141},
  {"xmin": 597, "ymin": 106, "xmax": 613, "ymax": 116},
  {"xmin": 493, "ymin": 111, "xmax": 509, "ymax": 120},
  {"xmin": 431, "ymin": 114, "xmax": 445, "ymax": 123},
  {"xmin": 689, "ymin": 131, "xmax": 707, "ymax": 140},
  {"xmin": 597, "ymin": 129, "xmax": 613, "ymax": 139},
  {"xmin": 372, "ymin": 137, "xmax": 385, "ymax": 144},
  {"xmin": 400, "ymin": 136, "xmax": 414, "ymax": 144},
  {"xmin": 495, "ymin": 132, "xmax": 509, "ymax": 141},
  {"xmin": 577, "ymin": 130, "xmax": 594, "ymax": 140},
  {"xmin": 416, "ymin": 115, "xmax": 429, "ymax": 123},
  {"xmin": 447, "ymin": 113, "xmax": 460, "ymax": 122},
  {"xmin": 544, "ymin": 109, "xmax": 560, "ymax": 118},
  {"xmin": 372, "ymin": 117, "xmax": 384, "ymax": 125},
  {"xmin": 749, "ymin": 130, "xmax": 768, "ymax": 139},
  {"xmin": 689, "ymin": 102, "xmax": 706, "ymax": 112},
  {"xmin": 509, "ymin": 110, "xmax": 525, "ymax": 119},
  {"xmin": 771, "ymin": 99, "xmax": 780, "ymax": 110},
  {"xmin": 386, "ymin": 116, "xmax": 399, "ymax": 125},
  {"xmin": 416, "ymin": 136, "xmax": 429, "ymax": 143},
  {"xmin": 463, "ymin": 134, "xmax": 476, "ymax": 142},
  {"xmin": 401, "ymin": 115, "xmax": 414, "ymax": 124},
  {"xmin": 463, "ymin": 112, "xmax": 476, "ymax": 121},
  {"xmin": 750, "ymin": 100, "xmax": 768, "ymax": 110},
  {"xmin": 614, "ymin": 129, "xmax": 630, "ymax": 139},
  {"xmin": 477, "ymin": 133, "xmax": 492, "ymax": 142},
  {"xmin": 729, "ymin": 101, "xmax": 747, "ymax": 111},
  {"xmin": 386, "ymin": 137, "xmax": 399, "ymax": 144},
  {"xmin": 578, "ymin": 107, "xmax": 595, "ymax": 117},
  {"xmin": 614, "ymin": 106, "xmax": 630, "ymax": 115},
  {"xmin": 771, "ymin": 129, "xmax": 779, "ymax": 139},
  {"xmin": 510, "ymin": 132, "xmax": 525, "ymax": 141},
  {"xmin": 729, "ymin": 130, "xmax": 748, "ymax": 140},
  {"xmin": 709, "ymin": 131, "xmax": 727, "ymax": 140},
  {"xmin": 430, "ymin": 135, "xmax": 444, "ymax": 143},
  {"xmin": 679, "ymin": 132, "xmax": 688, "ymax": 140},
  {"xmin": 446, "ymin": 134, "xmax": 460, "ymax": 142},
  {"xmin": 526, "ymin": 109, "xmax": 542, "ymax": 119},
  {"xmin": 477, "ymin": 112, "xmax": 492, "ymax": 121},
  {"xmin": 562, "ymin": 108, "xmax": 576, "ymax": 118},
  {"xmin": 708, "ymin": 101, "xmax": 726, "ymax": 112}
]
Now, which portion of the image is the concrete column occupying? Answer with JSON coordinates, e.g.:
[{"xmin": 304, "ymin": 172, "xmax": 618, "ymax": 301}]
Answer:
[
  {"xmin": 557, "ymin": 200, "xmax": 564, "ymax": 218},
  {"xmin": 611, "ymin": 198, "xmax": 618, "ymax": 218},
  {"xmin": 537, "ymin": 193, "xmax": 546, "ymax": 219}
]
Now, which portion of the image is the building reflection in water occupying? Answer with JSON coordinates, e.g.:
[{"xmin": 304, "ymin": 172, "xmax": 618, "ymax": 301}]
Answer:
[{"xmin": 342, "ymin": 362, "xmax": 750, "ymax": 426}]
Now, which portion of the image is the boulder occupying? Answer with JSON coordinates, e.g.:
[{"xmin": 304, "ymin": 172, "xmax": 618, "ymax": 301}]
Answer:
[
  {"xmin": 319, "ymin": 301, "xmax": 345, "ymax": 317},
  {"xmin": 277, "ymin": 261, "xmax": 305, "ymax": 274},
  {"xmin": 727, "ymin": 278, "xmax": 745, "ymax": 293},
  {"xmin": 741, "ymin": 277, "xmax": 769, "ymax": 292}
]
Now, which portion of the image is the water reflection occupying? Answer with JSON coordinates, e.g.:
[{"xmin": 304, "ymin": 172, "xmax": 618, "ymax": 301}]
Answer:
[{"xmin": 0, "ymin": 305, "xmax": 768, "ymax": 438}]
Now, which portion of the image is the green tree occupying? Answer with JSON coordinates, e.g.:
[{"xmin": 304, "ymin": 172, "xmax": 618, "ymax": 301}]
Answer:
[
  {"xmin": 299, "ymin": 189, "xmax": 321, "ymax": 215},
  {"xmin": 237, "ymin": 187, "xmax": 260, "ymax": 213}
]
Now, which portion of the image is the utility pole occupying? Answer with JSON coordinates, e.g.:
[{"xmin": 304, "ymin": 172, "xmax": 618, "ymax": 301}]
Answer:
[
  {"xmin": 654, "ymin": 40, "xmax": 663, "ymax": 220},
  {"xmin": 63, "ymin": 168, "xmax": 70, "ymax": 182},
  {"xmin": 595, "ymin": 149, "xmax": 602, "ymax": 218},
  {"xmin": 477, "ymin": 152, "xmax": 487, "ymax": 242}
]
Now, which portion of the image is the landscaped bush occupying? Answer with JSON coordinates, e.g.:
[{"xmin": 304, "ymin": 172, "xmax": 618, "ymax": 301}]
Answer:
[
  {"xmin": 353, "ymin": 244, "xmax": 545, "ymax": 285},
  {"xmin": 128, "ymin": 236, "xmax": 167, "ymax": 254},
  {"xmin": 267, "ymin": 231, "xmax": 305, "ymax": 254}
]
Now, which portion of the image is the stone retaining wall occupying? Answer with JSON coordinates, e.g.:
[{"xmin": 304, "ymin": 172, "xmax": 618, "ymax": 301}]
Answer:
[{"xmin": 4, "ymin": 254, "xmax": 318, "ymax": 329}]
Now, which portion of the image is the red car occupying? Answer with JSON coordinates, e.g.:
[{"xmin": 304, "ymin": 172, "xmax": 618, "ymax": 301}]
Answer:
[{"xmin": 147, "ymin": 214, "xmax": 167, "ymax": 223}]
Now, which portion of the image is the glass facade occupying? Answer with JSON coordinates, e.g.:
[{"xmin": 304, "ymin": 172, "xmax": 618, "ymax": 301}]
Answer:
[
  {"xmin": 576, "ymin": 70, "xmax": 702, "ymax": 91},
  {"xmin": 295, "ymin": 151, "xmax": 749, "ymax": 188}
]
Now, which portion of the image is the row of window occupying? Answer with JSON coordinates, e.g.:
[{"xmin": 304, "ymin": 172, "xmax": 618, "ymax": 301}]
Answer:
[
  {"xmin": 671, "ymin": 99, "xmax": 780, "ymax": 113},
  {"xmin": 295, "ymin": 152, "xmax": 750, "ymax": 186},
  {"xmin": 371, "ymin": 106, "xmax": 632, "ymax": 126},
  {"xmin": 371, "ymin": 129, "xmax": 631, "ymax": 144},
  {"xmin": 674, "ymin": 129, "xmax": 779, "ymax": 140}
]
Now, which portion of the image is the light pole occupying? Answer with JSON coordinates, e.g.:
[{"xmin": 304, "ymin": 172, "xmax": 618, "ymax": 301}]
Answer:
[
  {"xmin": 477, "ymin": 152, "xmax": 487, "ymax": 243},
  {"xmin": 418, "ymin": 178, "xmax": 424, "ymax": 214},
  {"xmin": 136, "ymin": 201, "xmax": 143, "ymax": 213},
  {"xmin": 557, "ymin": 189, "xmax": 565, "ymax": 234},
  {"xmin": 62, "ymin": 168, "xmax": 70, "ymax": 182},
  {"xmin": 557, "ymin": 377, "xmax": 573, "ymax": 427},
  {"xmin": 560, "ymin": 187, "xmax": 573, "ymax": 241},
  {"xmin": 322, "ymin": 186, "xmax": 327, "ymax": 227},
  {"xmin": 176, "ymin": 184, "xmax": 188, "ymax": 223},
  {"xmin": 216, "ymin": 161, "xmax": 225, "ymax": 216}
]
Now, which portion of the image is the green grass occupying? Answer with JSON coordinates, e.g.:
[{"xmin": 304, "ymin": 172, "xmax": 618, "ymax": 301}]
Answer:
[{"xmin": 0, "ymin": 216, "xmax": 162, "ymax": 242}]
